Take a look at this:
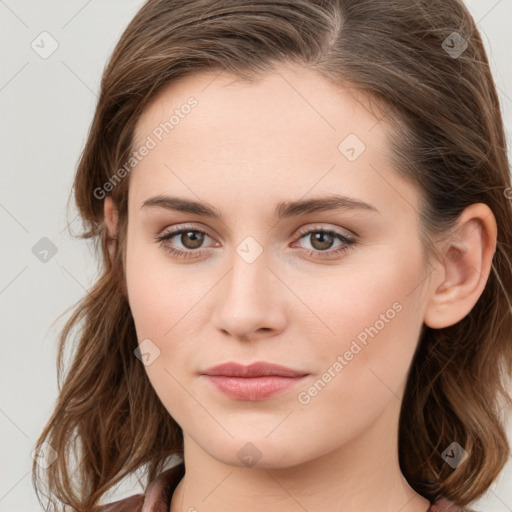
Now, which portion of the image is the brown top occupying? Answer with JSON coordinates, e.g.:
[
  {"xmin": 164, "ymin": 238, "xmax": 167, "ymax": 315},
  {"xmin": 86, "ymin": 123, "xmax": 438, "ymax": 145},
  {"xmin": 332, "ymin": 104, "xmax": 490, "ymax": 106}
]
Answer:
[{"xmin": 93, "ymin": 462, "xmax": 477, "ymax": 512}]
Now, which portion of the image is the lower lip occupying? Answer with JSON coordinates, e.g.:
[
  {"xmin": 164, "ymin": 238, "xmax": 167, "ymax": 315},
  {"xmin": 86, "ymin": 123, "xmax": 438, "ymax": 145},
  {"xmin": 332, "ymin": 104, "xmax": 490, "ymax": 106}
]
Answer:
[{"xmin": 202, "ymin": 375, "xmax": 308, "ymax": 401}]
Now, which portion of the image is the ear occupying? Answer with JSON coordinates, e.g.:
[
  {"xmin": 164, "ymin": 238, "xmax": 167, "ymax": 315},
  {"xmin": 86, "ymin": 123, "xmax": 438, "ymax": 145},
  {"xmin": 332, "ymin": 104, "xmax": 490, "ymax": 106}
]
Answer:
[
  {"xmin": 423, "ymin": 203, "xmax": 498, "ymax": 329},
  {"xmin": 103, "ymin": 196, "xmax": 119, "ymax": 261}
]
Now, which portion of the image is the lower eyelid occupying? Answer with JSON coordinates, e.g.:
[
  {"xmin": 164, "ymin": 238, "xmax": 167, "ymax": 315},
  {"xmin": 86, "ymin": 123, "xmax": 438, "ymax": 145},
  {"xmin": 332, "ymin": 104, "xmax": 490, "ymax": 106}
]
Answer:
[
  {"xmin": 156, "ymin": 227, "xmax": 356, "ymax": 257},
  {"xmin": 157, "ymin": 229, "xmax": 351, "ymax": 244}
]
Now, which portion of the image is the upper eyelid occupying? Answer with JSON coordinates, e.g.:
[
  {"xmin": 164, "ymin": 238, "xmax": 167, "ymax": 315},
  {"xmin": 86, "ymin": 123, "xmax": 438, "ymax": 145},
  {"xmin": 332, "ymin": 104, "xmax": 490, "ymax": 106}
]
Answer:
[
  {"xmin": 295, "ymin": 223, "xmax": 356, "ymax": 239},
  {"xmin": 159, "ymin": 224, "xmax": 216, "ymax": 240},
  {"xmin": 159, "ymin": 223, "xmax": 356, "ymax": 243}
]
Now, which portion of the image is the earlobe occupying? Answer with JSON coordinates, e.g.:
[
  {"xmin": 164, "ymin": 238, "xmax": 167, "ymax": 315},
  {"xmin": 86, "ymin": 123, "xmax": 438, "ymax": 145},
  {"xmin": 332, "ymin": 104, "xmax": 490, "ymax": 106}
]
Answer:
[
  {"xmin": 423, "ymin": 203, "xmax": 497, "ymax": 329},
  {"xmin": 103, "ymin": 196, "xmax": 119, "ymax": 260}
]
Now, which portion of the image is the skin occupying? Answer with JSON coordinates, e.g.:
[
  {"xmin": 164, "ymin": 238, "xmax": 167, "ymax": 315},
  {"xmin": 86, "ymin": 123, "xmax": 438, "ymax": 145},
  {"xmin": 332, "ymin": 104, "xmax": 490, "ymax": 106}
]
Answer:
[{"xmin": 103, "ymin": 62, "xmax": 497, "ymax": 512}]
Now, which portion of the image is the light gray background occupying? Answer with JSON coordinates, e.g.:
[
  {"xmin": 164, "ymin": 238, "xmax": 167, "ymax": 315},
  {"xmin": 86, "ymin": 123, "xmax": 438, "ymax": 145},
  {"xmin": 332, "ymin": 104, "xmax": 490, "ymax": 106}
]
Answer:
[{"xmin": 1, "ymin": 1, "xmax": 511, "ymax": 511}]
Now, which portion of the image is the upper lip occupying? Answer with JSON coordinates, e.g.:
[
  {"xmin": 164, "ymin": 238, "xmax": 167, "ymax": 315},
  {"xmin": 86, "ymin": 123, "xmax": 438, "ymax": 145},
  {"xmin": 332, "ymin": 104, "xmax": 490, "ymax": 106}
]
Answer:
[{"xmin": 202, "ymin": 361, "xmax": 309, "ymax": 378}]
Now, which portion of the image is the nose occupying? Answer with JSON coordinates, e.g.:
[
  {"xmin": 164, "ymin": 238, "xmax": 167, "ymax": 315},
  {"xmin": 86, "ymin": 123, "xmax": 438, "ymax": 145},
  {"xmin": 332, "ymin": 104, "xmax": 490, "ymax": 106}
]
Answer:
[{"xmin": 211, "ymin": 245, "xmax": 287, "ymax": 341}]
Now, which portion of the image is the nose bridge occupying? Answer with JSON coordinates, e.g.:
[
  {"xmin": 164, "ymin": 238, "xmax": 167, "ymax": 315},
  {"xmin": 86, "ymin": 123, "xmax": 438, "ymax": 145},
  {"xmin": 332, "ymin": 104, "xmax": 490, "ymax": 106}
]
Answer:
[
  {"xmin": 212, "ymin": 237, "xmax": 285, "ymax": 338},
  {"xmin": 224, "ymin": 242, "xmax": 271, "ymax": 308}
]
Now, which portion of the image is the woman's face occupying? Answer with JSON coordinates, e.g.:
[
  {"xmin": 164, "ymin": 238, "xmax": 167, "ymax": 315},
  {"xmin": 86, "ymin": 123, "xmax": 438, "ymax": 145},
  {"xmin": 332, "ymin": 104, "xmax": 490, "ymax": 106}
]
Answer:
[{"xmin": 124, "ymin": 63, "xmax": 434, "ymax": 468}]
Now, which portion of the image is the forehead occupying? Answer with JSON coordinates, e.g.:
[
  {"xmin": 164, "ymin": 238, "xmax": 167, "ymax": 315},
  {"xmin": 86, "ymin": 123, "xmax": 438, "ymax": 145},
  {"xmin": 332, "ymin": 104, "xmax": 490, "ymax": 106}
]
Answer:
[
  {"xmin": 129, "ymin": 63, "xmax": 419, "ymax": 220},
  {"xmin": 133, "ymin": 63, "xmax": 386, "ymax": 151}
]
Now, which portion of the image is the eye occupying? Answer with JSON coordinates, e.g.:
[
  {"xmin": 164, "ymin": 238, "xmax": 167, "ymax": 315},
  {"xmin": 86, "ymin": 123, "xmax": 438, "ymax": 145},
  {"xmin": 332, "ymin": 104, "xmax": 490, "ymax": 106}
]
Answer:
[
  {"xmin": 291, "ymin": 226, "xmax": 357, "ymax": 260},
  {"xmin": 154, "ymin": 224, "xmax": 357, "ymax": 260},
  {"xmin": 154, "ymin": 226, "xmax": 218, "ymax": 259}
]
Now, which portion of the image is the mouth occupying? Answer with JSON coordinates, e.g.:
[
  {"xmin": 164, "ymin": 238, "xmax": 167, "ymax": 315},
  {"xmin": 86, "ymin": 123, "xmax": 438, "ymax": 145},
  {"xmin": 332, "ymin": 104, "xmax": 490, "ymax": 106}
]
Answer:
[
  {"xmin": 202, "ymin": 375, "xmax": 309, "ymax": 401},
  {"xmin": 200, "ymin": 361, "xmax": 310, "ymax": 401},
  {"xmin": 202, "ymin": 361, "xmax": 309, "ymax": 378}
]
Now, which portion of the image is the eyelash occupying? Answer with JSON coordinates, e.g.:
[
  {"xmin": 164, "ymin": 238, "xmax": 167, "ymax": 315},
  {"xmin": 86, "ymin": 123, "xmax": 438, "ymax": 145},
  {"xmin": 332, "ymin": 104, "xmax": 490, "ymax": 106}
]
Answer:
[{"xmin": 154, "ymin": 225, "xmax": 357, "ymax": 261}]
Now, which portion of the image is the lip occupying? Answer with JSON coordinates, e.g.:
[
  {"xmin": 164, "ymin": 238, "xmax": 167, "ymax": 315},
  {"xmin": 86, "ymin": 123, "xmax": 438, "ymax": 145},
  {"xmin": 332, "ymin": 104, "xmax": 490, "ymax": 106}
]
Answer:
[
  {"xmin": 201, "ymin": 361, "xmax": 310, "ymax": 401},
  {"xmin": 202, "ymin": 361, "xmax": 308, "ymax": 378}
]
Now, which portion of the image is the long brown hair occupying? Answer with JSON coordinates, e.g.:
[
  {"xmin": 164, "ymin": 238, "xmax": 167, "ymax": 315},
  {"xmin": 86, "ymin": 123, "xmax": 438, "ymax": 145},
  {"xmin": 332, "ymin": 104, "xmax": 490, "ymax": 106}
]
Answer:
[{"xmin": 32, "ymin": 1, "xmax": 512, "ymax": 510}]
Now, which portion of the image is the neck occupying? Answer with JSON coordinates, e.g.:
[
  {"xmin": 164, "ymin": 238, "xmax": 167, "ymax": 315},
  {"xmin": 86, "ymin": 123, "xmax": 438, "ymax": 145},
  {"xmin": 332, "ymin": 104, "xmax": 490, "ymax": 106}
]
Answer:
[{"xmin": 170, "ymin": 398, "xmax": 431, "ymax": 512}]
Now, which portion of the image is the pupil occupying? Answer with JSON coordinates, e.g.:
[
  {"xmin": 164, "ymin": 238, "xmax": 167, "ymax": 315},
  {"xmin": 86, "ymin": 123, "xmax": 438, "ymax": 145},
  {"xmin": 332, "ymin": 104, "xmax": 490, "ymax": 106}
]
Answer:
[
  {"xmin": 311, "ymin": 232, "xmax": 333, "ymax": 251},
  {"xmin": 182, "ymin": 231, "xmax": 203, "ymax": 249}
]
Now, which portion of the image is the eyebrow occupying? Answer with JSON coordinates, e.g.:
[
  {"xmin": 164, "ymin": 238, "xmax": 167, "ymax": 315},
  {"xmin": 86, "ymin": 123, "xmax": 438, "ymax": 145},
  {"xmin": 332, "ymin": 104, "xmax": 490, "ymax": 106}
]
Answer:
[
  {"xmin": 141, "ymin": 194, "xmax": 379, "ymax": 220},
  {"xmin": 275, "ymin": 195, "xmax": 379, "ymax": 217}
]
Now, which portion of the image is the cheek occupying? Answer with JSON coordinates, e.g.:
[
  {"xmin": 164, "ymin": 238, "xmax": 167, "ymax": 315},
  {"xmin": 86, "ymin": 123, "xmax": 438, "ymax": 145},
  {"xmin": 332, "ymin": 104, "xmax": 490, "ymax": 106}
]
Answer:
[
  {"xmin": 124, "ymin": 231, "xmax": 202, "ymax": 340},
  {"xmin": 124, "ymin": 235, "xmax": 213, "ymax": 408},
  {"xmin": 297, "ymin": 247, "xmax": 425, "ymax": 414},
  {"xmin": 124, "ymin": 241, "xmax": 199, "ymax": 420},
  {"xmin": 298, "ymin": 244, "xmax": 423, "ymax": 344}
]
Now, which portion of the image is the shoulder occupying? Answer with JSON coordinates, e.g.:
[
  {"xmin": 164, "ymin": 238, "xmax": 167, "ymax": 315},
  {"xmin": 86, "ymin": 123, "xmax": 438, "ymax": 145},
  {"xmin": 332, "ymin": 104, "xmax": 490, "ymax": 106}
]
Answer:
[
  {"xmin": 92, "ymin": 461, "xmax": 185, "ymax": 512},
  {"xmin": 431, "ymin": 497, "xmax": 480, "ymax": 512},
  {"xmin": 92, "ymin": 493, "xmax": 144, "ymax": 512}
]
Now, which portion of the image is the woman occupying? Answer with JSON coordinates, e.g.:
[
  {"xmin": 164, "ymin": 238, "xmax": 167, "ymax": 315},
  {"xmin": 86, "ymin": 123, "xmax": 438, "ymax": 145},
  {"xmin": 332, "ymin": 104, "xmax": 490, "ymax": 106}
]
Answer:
[{"xmin": 32, "ymin": 1, "xmax": 512, "ymax": 511}]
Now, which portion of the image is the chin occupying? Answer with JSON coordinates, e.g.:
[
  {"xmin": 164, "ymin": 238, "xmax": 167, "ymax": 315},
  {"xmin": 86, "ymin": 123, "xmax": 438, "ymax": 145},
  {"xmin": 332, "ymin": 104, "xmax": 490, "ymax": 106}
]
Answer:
[{"xmin": 203, "ymin": 437, "xmax": 310, "ymax": 470}]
